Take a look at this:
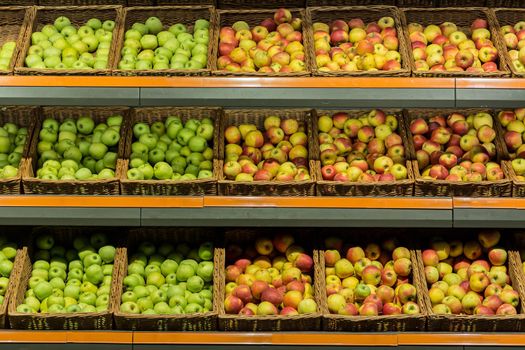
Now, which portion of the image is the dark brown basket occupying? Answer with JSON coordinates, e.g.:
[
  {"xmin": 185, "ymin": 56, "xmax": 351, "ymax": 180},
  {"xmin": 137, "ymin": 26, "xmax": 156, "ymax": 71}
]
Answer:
[
  {"xmin": 503, "ymin": 160, "xmax": 525, "ymax": 197},
  {"xmin": 487, "ymin": 0, "xmax": 525, "ymax": 6},
  {"xmin": 157, "ymin": 0, "xmax": 215, "ymax": 4},
  {"xmin": 404, "ymin": 108, "xmax": 512, "ymax": 197},
  {"xmin": 306, "ymin": 0, "xmax": 395, "ymax": 5},
  {"xmin": 119, "ymin": 107, "xmax": 219, "ymax": 196},
  {"xmin": 212, "ymin": 9, "xmax": 312, "ymax": 77},
  {"xmin": 8, "ymin": 227, "xmax": 125, "ymax": 330},
  {"xmin": 127, "ymin": 0, "xmax": 156, "ymax": 4},
  {"xmin": 0, "ymin": 229, "xmax": 26, "ymax": 329},
  {"xmin": 218, "ymin": 229, "xmax": 322, "ymax": 331},
  {"xmin": 396, "ymin": 0, "xmax": 436, "ymax": 7},
  {"xmin": 0, "ymin": 6, "xmax": 33, "ymax": 75},
  {"xmin": 113, "ymin": 228, "xmax": 220, "ymax": 331},
  {"xmin": 438, "ymin": 0, "xmax": 485, "ymax": 6},
  {"xmin": 491, "ymin": 8, "xmax": 525, "ymax": 78},
  {"xmin": 217, "ymin": 0, "xmax": 304, "ymax": 8},
  {"xmin": 22, "ymin": 106, "xmax": 129, "ymax": 195},
  {"xmin": 0, "ymin": 1, "xmax": 36, "ymax": 5},
  {"xmin": 0, "ymin": 106, "xmax": 38, "ymax": 195},
  {"xmin": 218, "ymin": 108, "xmax": 316, "ymax": 196},
  {"xmin": 319, "ymin": 231, "xmax": 427, "ymax": 331},
  {"xmin": 510, "ymin": 244, "xmax": 525, "ymax": 331},
  {"xmin": 39, "ymin": 0, "xmax": 126, "ymax": 4},
  {"xmin": 306, "ymin": 6, "xmax": 411, "ymax": 77},
  {"xmin": 312, "ymin": 109, "xmax": 414, "ymax": 196},
  {"xmin": 415, "ymin": 232, "xmax": 525, "ymax": 332},
  {"xmin": 112, "ymin": 6, "xmax": 216, "ymax": 77},
  {"xmin": 400, "ymin": 7, "xmax": 510, "ymax": 78},
  {"xmin": 15, "ymin": 6, "xmax": 123, "ymax": 76}
]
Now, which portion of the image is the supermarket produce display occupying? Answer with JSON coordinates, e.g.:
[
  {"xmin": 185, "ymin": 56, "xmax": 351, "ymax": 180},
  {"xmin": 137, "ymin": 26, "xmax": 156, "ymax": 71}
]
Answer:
[{"xmin": 3, "ymin": 1, "xmax": 525, "ymax": 349}]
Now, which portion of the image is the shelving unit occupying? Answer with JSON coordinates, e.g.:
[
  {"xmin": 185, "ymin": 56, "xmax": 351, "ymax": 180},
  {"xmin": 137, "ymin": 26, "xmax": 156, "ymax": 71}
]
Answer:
[{"xmin": 1, "ymin": 76, "xmax": 524, "ymax": 348}]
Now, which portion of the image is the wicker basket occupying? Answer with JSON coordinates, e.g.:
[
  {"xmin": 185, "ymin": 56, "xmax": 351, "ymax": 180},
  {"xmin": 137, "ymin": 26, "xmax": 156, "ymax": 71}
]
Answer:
[
  {"xmin": 39, "ymin": 0, "xmax": 126, "ymax": 4},
  {"xmin": 213, "ymin": 9, "xmax": 312, "ymax": 77},
  {"xmin": 0, "ymin": 1, "xmax": 36, "ymax": 5},
  {"xmin": 400, "ymin": 7, "xmax": 510, "ymax": 78},
  {"xmin": 0, "ymin": 106, "xmax": 38, "ymax": 195},
  {"xmin": 218, "ymin": 108, "xmax": 316, "ymax": 196},
  {"xmin": 119, "ymin": 107, "xmax": 220, "ymax": 196},
  {"xmin": 217, "ymin": 0, "xmax": 304, "ymax": 8},
  {"xmin": 396, "ymin": 0, "xmax": 436, "ymax": 6},
  {"xmin": 306, "ymin": 0, "xmax": 395, "ymax": 5},
  {"xmin": 306, "ymin": 6, "xmax": 411, "ymax": 77},
  {"xmin": 8, "ymin": 227, "xmax": 124, "ymax": 330},
  {"xmin": 416, "ymin": 231, "xmax": 525, "ymax": 332},
  {"xmin": 127, "ymin": 0, "xmax": 156, "ymax": 4},
  {"xmin": 487, "ymin": 0, "xmax": 525, "ymax": 6},
  {"xmin": 112, "ymin": 6, "xmax": 216, "ymax": 76},
  {"xmin": 14, "ymin": 6, "xmax": 123, "ymax": 76},
  {"xmin": 22, "ymin": 106, "xmax": 129, "ymax": 195},
  {"xmin": 0, "ymin": 6, "xmax": 33, "ymax": 75},
  {"xmin": 312, "ymin": 109, "xmax": 414, "ymax": 196},
  {"xmin": 319, "ymin": 231, "xmax": 427, "ymax": 331},
  {"xmin": 113, "ymin": 228, "xmax": 220, "ymax": 331},
  {"xmin": 157, "ymin": 0, "xmax": 215, "ymax": 4},
  {"xmin": 404, "ymin": 108, "xmax": 512, "ymax": 197},
  {"xmin": 218, "ymin": 229, "xmax": 322, "ymax": 331},
  {"xmin": 0, "ymin": 229, "xmax": 27, "ymax": 329},
  {"xmin": 438, "ymin": 0, "xmax": 485, "ymax": 6},
  {"xmin": 491, "ymin": 8, "xmax": 525, "ymax": 78}
]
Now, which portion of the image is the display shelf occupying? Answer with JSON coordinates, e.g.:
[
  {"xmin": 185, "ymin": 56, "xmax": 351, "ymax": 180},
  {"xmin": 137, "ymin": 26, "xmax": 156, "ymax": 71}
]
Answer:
[
  {"xmin": 0, "ymin": 331, "xmax": 524, "ymax": 349},
  {"xmin": 456, "ymin": 79, "xmax": 525, "ymax": 108},
  {"xmin": 453, "ymin": 198, "xmax": 525, "ymax": 228}
]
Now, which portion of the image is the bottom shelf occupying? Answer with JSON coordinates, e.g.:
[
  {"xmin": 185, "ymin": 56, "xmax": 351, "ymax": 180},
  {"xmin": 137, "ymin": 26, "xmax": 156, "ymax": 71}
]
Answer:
[{"xmin": 0, "ymin": 331, "xmax": 524, "ymax": 348}]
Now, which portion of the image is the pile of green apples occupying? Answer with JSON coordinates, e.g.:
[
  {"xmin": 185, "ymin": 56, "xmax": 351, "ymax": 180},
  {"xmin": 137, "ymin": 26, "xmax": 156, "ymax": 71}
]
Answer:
[
  {"xmin": 120, "ymin": 241, "xmax": 214, "ymax": 315},
  {"xmin": 0, "ymin": 121, "xmax": 28, "ymax": 179},
  {"xmin": 0, "ymin": 236, "xmax": 18, "ymax": 306},
  {"xmin": 25, "ymin": 16, "xmax": 115, "ymax": 70},
  {"xmin": 16, "ymin": 233, "xmax": 116, "ymax": 314},
  {"xmin": 0, "ymin": 41, "xmax": 16, "ymax": 70},
  {"xmin": 118, "ymin": 16, "xmax": 210, "ymax": 70},
  {"xmin": 35, "ymin": 115, "xmax": 122, "ymax": 181},
  {"xmin": 127, "ymin": 117, "xmax": 214, "ymax": 181}
]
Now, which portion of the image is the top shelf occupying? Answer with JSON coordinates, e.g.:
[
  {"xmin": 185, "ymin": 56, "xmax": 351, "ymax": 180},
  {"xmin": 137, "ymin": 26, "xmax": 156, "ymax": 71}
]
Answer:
[{"xmin": 0, "ymin": 76, "xmax": 523, "ymax": 108}]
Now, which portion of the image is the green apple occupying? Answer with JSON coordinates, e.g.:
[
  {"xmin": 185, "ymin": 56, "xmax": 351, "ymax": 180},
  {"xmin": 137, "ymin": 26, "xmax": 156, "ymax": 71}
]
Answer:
[
  {"xmin": 140, "ymin": 35, "xmax": 158, "ymax": 50},
  {"xmin": 153, "ymin": 162, "xmax": 173, "ymax": 180},
  {"xmin": 102, "ymin": 20, "xmax": 115, "ymax": 33},
  {"xmin": 135, "ymin": 60, "xmax": 152, "ymax": 70},
  {"xmin": 176, "ymin": 263, "xmax": 194, "ymax": 282},
  {"xmin": 25, "ymin": 54, "xmax": 43, "ymax": 68},
  {"xmin": 132, "ymin": 23, "xmax": 149, "ymax": 36},
  {"xmin": 146, "ymin": 271, "xmax": 165, "ymax": 288},
  {"xmin": 88, "ymin": 143, "xmax": 108, "ymax": 160},
  {"xmin": 151, "ymin": 289, "xmax": 167, "ymax": 304},
  {"xmin": 145, "ymin": 264, "xmax": 161, "ymax": 276},
  {"xmin": 197, "ymin": 261, "xmax": 214, "ymax": 282},
  {"xmin": 188, "ymin": 136, "xmax": 207, "ymax": 153},
  {"xmin": 34, "ymin": 281, "xmax": 53, "ymax": 301},
  {"xmin": 61, "ymin": 25, "xmax": 78, "ymax": 37},
  {"xmin": 79, "ymin": 292, "xmax": 97, "ymax": 306},
  {"xmin": 77, "ymin": 117, "xmax": 95, "ymax": 135},
  {"xmin": 186, "ymin": 275, "xmax": 204, "ymax": 293},
  {"xmin": 63, "ymin": 147, "xmax": 82, "ymax": 164},
  {"xmin": 157, "ymin": 31, "xmax": 175, "ymax": 46},
  {"xmin": 87, "ymin": 18, "xmax": 102, "ymax": 30},
  {"xmin": 133, "ymin": 122, "xmax": 150, "ymax": 138},
  {"xmin": 155, "ymin": 47, "xmax": 173, "ymax": 59},
  {"xmin": 145, "ymin": 17, "xmax": 163, "ymax": 35},
  {"xmin": 16, "ymin": 304, "xmax": 33, "ymax": 313},
  {"xmin": 66, "ymin": 34, "xmax": 81, "ymax": 45},
  {"xmin": 148, "ymin": 148, "xmax": 165, "ymax": 164},
  {"xmin": 169, "ymin": 23, "xmax": 186, "ymax": 36},
  {"xmin": 28, "ymin": 45, "xmax": 44, "ymax": 58},
  {"xmin": 36, "ymin": 234, "xmax": 54, "ymax": 250},
  {"xmin": 31, "ymin": 32, "xmax": 47, "ymax": 45},
  {"xmin": 98, "ymin": 246, "xmax": 115, "ymax": 263}
]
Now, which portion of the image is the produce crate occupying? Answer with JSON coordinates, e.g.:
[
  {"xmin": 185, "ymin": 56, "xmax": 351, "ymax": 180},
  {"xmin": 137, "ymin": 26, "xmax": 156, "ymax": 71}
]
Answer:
[
  {"xmin": 217, "ymin": 229, "xmax": 322, "ymax": 331},
  {"xmin": 312, "ymin": 109, "xmax": 415, "ymax": 197},
  {"xmin": 437, "ymin": 0, "xmax": 485, "ymax": 6},
  {"xmin": 319, "ymin": 230, "xmax": 427, "ymax": 331},
  {"xmin": 8, "ymin": 227, "xmax": 125, "ymax": 330},
  {"xmin": 400, "ymin": 7, "xmax": 510, "ymax": 78},
  {"xmin": 491, "ymin": 8, "xmax": 525, "ymax": 78},
  {"xmin": 15, "ymin": 6, "xmax": 123, "ymax": 76},
  {"xmin": 415, "ymin": 230, "xmax": 525, "ymax": 332},
  {"xmin": 212, "ymin": 9, "xmax": 312, "ymax": 77},
  {"xmin": 0, "ymin": 6, "xmax": 33, "ymax": 75},
  {"xmin": 0, "ymin": 106, "xmax": 38, "ymax": 195},
  {"xmin": 1, "ymin": 1, "xmax": 36, "ymax": 5},
  {"xmin": 0, "ymin": 228, "xmax": 27, "ymax": 329},
  {"xmin": 22, "ymin": 106, "xmax": 129, "ymax": 195},
  {"xmin": 404, "ymin": 108, "xmax": 512, "ymax": 197},
  {"xmin": 119, "ymin": 107, "xmax": 220, "ymax": 196},
  {"xmin": 217, "ymin": 0, "xmax": 304, "ymax": 9},
  {"xmin": 306, "ymin": 6, "xmax": 411, "ymax": 77},
  {"xmin": 218, "ymin": 109, "xmax": 316, "ymax": 196},
  {"xmin": 127, "ymin": 0, "xmax": 156, "ymax": 5},
  {"xmin": 113, "ymin": 228, "xmax": 220, "ymax": 331},
  {"xmin": 112, "ymin": 6, "xmax": 216, "ymax": 77}
]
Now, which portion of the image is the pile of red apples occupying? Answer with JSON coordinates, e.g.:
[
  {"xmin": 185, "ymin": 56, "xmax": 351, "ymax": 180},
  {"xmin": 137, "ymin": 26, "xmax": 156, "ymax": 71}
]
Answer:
[
  {"xmin": 324, "ymin": 237, "xmax": 420, "ymax": 316},
  {"xmin": 319, "ymin": 109, "xmax": 409, "ymax": 182},
  {"xmin": 498, "ymin": 109, "xmax": 525, "ymax": 180},
  {"xmin": 500, "ymin": 20, "xmax": 525, "ymax": 72},
  {"xmin": 409, "ymin": 18, "xmax": 500, "ymax": 73},
  {"xmin": 410, "ymin": 111, "xmax": 505, "ymax": 182},
  {"xmin": 218, "ymin": 9, "xmax": 306, "ymax": 73},
  {"xmin": 223, "ymin": 115, "xmax": 310, "ymax": 182},
  {"xmin": 423, "ymin": 230, "xmax": 520, "ymax": 316},
  {"xmin": 312, "ymin": 16, "xmax": 402, "ymax": 72},
  {"xmin": 223, "ymin": 234, "xmax": 318, "ymax": 316}
]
